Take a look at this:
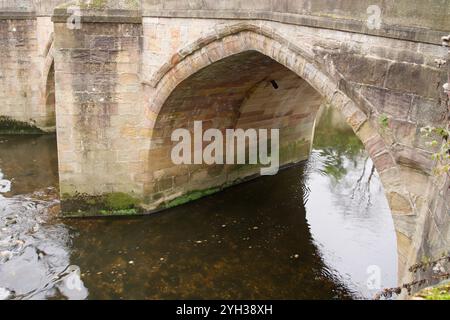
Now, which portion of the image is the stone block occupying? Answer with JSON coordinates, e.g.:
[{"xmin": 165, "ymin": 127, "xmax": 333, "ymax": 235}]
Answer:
[{"xmin": 385, "ymin": 63, "xmax": 443, "ymax": 99}]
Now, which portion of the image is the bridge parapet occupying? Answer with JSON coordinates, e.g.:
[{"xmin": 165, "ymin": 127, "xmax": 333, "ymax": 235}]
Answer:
[{"xmin": 142, "ymin": 0, "xmax": 450, "ymax": 45}]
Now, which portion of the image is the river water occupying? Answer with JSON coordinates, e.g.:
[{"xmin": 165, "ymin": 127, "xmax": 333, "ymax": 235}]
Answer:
[{"xmin": 0, "ymin": 107, "xmax": 397, "ymax": 300}]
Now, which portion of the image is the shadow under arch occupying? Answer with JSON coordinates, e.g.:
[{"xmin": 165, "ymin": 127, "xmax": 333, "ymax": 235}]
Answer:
[
  {"xmin": 143, "ymin": 24, "xmax": 414, "ymax": 285},
  {"xmin": 41, "ymin": 34, "xmax": 56, "ymax": 130}
]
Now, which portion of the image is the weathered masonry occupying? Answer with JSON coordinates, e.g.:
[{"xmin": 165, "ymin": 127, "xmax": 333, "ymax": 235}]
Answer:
[{"xmin": 0, "ymin": 0, "xmax": 449, "ymax": 288}]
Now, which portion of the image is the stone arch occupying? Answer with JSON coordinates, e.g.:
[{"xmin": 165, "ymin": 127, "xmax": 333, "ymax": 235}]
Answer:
[
  {"xmin": 143, "ymin": 23, "xmax": 417, "ymax": 283},
  {"xmin": 145, "ymin": 23, "xmax": 403, "ymax": 202}
]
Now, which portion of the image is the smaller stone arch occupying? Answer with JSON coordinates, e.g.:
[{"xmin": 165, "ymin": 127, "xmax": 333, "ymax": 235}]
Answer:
[{"xmin": 41, "ymin": 34, "xmax": 56, "ymax": 130}]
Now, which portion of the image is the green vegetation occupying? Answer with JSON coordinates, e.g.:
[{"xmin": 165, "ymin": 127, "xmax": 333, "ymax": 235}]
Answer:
[
  {"xmin": 99, "ymin": 208, "xmax": 138, "ymax": 216},
  {"xmin": 164, "ymin": 188, "xmax": 220, "ymax": 209},
  {"xmin": 379, "ymin": 113, "xmax": 390, "ymax": 130},
  {"xmin": 105, "ymin": 192, "xmax": 139, "ymax": 211},
  {"xmin": 421, "ymin": 126, "xmax": 450, "ymax": 175},
  {"xmin": 313, "ymin": 106, "xmax": 364, "ymax": 182},
  {"xmin": 0, "ymin": 116, "xmax": 44, "ymax": 134},
  {"xmin": 61, "ymin": 192, "xmax": 141, "ymax": 217},
  {"xmin": 415, "ymin": 282, "xmax": 450, "ymax": 300}
]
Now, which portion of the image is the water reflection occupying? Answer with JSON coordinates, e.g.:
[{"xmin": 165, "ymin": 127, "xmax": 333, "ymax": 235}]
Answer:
[
  {"xmin": 0, "ymin": 106, "xmax": 397, "ymax": 300},
  {"xmin": 0, "ymin": 135, "xmax": 58, "ymax": 196},
  {"xmin": 306, "ymin": 106, "xmax": 397, "ymax": 298},
  {"xmin": 313, "ymin": 107, "xmax": 365, "ymax": 183}
]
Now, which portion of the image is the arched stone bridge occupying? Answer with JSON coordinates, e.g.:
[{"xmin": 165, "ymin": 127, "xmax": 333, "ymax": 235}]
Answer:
[{"xmin": 0, "ymin": 0, "xmax": 449, "ymax": 288}]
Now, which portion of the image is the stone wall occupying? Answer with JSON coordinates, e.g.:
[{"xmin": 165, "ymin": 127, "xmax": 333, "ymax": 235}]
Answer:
[
  {"xmin": 413, "ymin": 38, "xmax": 450, "ymax": 290},
  {"xmin": 0, "ymin": 16, "xmax": 37, "ymax": 127},
  {"xmin": 0, "ymin": 1, "xmax": 81, "ymax": 131}
]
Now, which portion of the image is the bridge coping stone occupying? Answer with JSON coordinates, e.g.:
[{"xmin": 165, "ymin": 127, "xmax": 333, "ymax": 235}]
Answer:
[
  {"xmin": 142, "ymin": 9, "xmax": 448, "ymax": 46},
  {"xmin": 52, "ymin": 8, "xmax": 142, "ymax": 24}
]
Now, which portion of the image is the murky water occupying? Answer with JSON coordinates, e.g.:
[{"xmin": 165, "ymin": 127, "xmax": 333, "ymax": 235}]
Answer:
[{"xmin": 0, "ymin": 107, "xmax": 397, "ymax": 300}]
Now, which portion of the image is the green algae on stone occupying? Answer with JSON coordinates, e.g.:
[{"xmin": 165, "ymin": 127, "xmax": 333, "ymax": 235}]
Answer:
[
  {"xmin": 164, "ymin": 187, "xmax": 220, "ymax": 209},
  {"xmin": 61, "ymin": 192, "xmax": 142, "ymax": 217},
  {"xmin": 99, "ymin": 208, "xmax": 138, "ymax": 216},
  {"xmin": 415, "ymin": 282, "xmax": 450, "ymax": 300},
  {"xmin": 105, "ymin": 192, "xmax": 139, "ymax": 211},
  {"xmin": 0, "ymin": 116, "xmax": 44, "ymax": 134}
]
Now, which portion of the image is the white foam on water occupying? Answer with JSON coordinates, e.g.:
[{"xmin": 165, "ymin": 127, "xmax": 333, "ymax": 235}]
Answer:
[
  {"xmin": 0, "ymin": 180, "xmax": 11, "ymax": 193},
  {"xmin": 0, "ymin": 287, "xmax": 11, "ymax": 300},
  {"xmin": 59, "ymin": 265, "xmax": 89, "ymax": 300},
  {"xmin": 0, "ymin": 169, "xmax": 11, "ymax": 193}
]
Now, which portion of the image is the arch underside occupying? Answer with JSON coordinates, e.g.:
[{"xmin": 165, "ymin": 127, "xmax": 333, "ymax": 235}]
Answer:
[
  {"xmin": 148, "ymin": 50, "xmax": 323, "ymax": 203},
  {"xmin": 44, "ymin": 61, "xmax": 56, "ymax": 128},
  {"xmin": 41, "ymin": 39, "xmax": 56, "ymax": 131}
]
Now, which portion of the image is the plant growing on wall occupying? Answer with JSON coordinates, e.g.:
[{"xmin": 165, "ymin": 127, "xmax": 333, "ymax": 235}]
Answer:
[{"xmin": 421, "ymin": 126, "xmax": 450, "ymax": 175}]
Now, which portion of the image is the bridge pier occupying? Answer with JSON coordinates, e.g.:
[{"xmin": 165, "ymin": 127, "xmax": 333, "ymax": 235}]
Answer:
[{"xmin": 52, "ymin": 4, "xmax": 145, "ymax": 202}]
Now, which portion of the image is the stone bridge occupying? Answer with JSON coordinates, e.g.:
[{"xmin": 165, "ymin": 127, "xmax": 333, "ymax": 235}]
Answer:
[{"xmin": 0, "ymin": 0, "xmax": 449, "ymax": 288}]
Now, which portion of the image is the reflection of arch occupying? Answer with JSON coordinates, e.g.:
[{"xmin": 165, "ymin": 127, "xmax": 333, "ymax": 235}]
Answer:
[
  {"xmin": 144, "ymin": 23, "xmax": 413, "ymax": 283},
  {"xmin": 42, "ymin": 34, "xmax": 55, "ymax": 128}
]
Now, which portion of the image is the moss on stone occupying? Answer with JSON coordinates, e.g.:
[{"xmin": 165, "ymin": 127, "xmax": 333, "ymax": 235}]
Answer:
[
  {"xmin": 61, "ymin": 192, "xmax": 142, "ymax": 217},
  {"xmin": 164, "ymin": 187, "xmax": 220, "ymax": 209},
  {"xmin": 0, "ymin": 116, "xmax": 44, "ymax": 134},
  {"xmin": 99, "ymin": 208, "xmax": 138, "ymax": 216},
  {"xmin": 414, "ymin": 282, "xmax": 450, "ymax": 300},
  {"xmin": 105, "ymin": 192, "xmax": 139, "ymax": 211}
]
